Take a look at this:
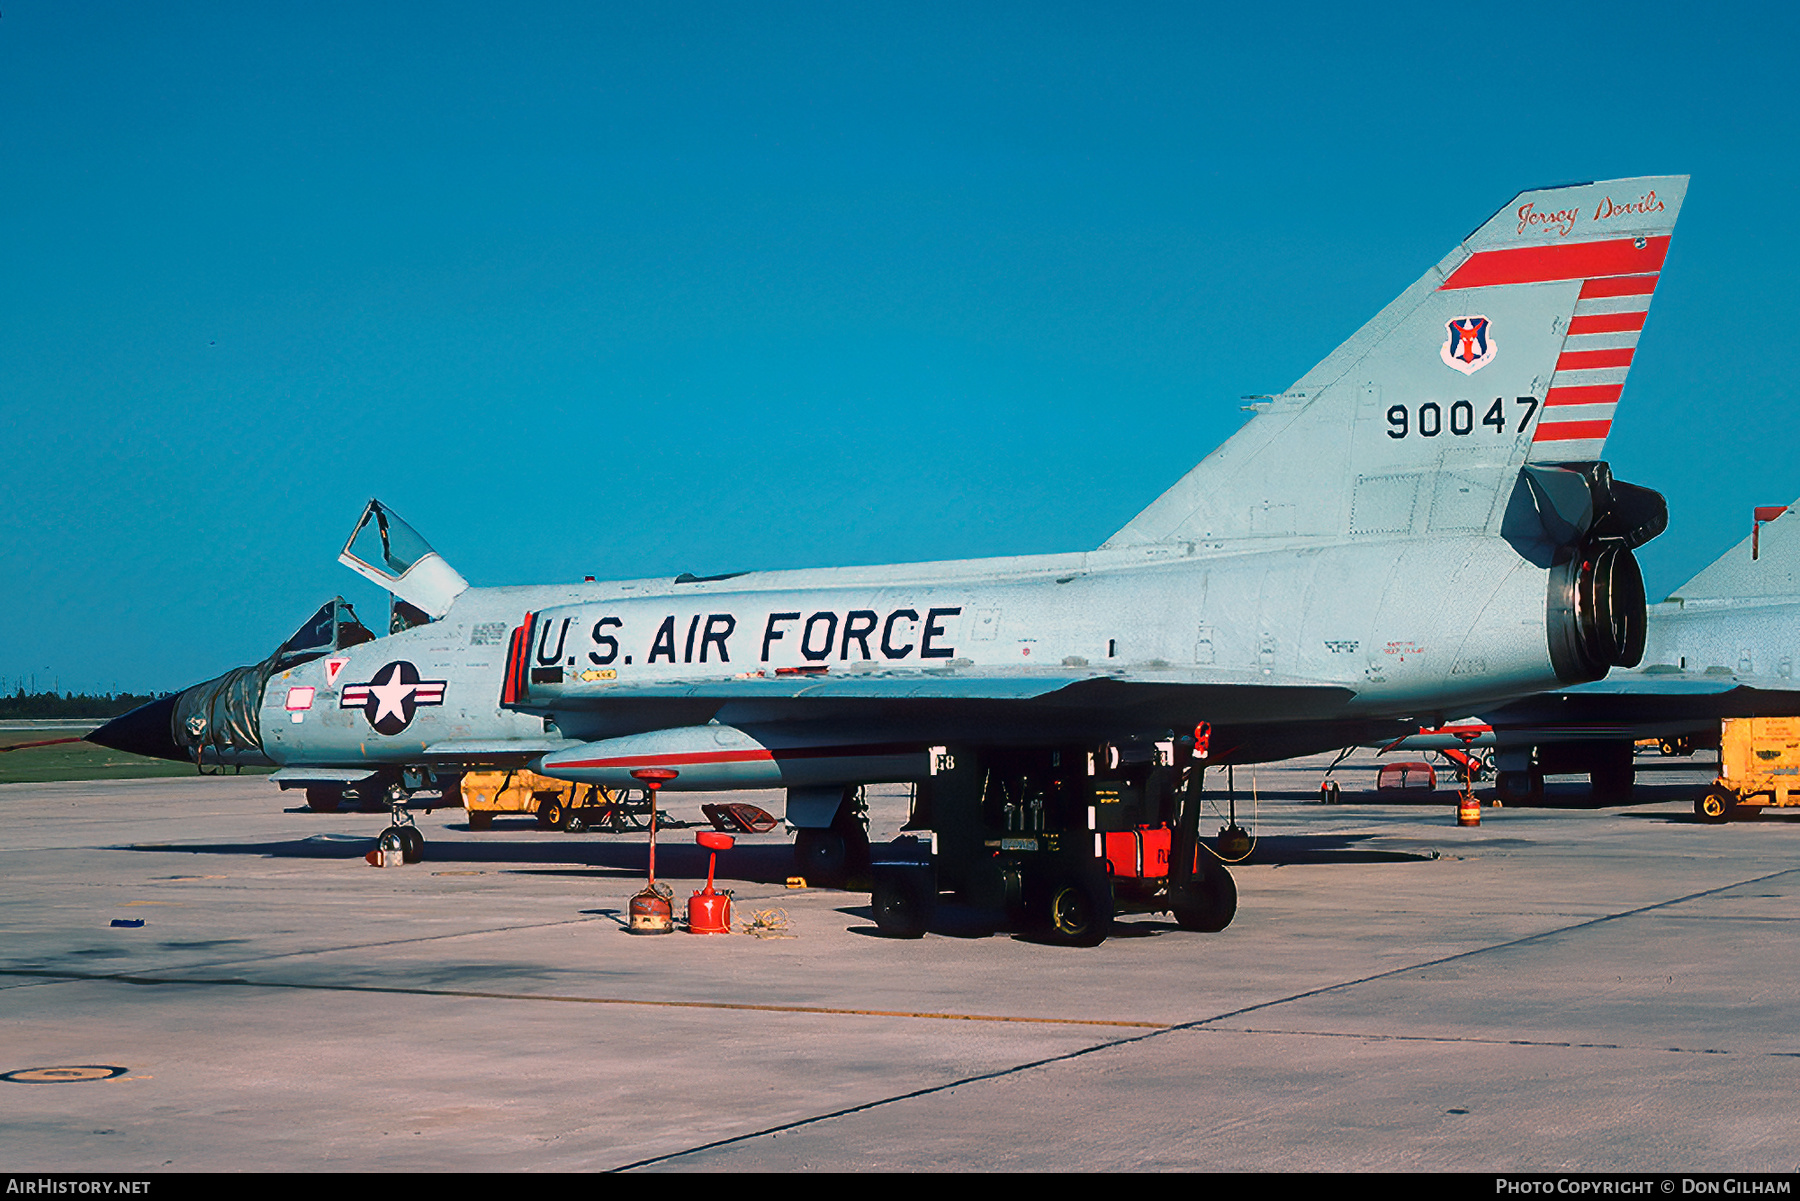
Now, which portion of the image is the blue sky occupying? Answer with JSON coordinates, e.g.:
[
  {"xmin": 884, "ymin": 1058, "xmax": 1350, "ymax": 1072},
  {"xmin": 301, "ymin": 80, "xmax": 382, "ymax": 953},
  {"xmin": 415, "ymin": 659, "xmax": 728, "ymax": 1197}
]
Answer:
[{"xmin": 2, "ymin": 3, "xmax": 1794, "ymax": 693}]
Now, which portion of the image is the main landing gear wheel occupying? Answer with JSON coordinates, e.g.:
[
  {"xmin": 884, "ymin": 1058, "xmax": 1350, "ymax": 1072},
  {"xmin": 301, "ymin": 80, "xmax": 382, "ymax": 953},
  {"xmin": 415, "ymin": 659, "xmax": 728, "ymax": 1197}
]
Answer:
[
  {"xmin": 1589, "ymin": 745, "xmax": 1635, "ymax": 805},
  {"xmin": 794, "ymin": 829, "xmax": 848, "ymax": 887},
  {"xmin": 871, "ymin": 867, "xmax": 936, "ymax": 939},
  {"xmin": 1172, "ymin": 857, "xmax": 1238, "ymax": 933},
  {"xmin": 1496, "ymin": 770, "xmax": 1543, "ymax": 804},
  {"xmin": 1695, "ymin": 790, "xmax": 1732, "ymax": 824},
  {"xmin": 305, "ymin": 785, "xmax": 342, "ymax": 813}
]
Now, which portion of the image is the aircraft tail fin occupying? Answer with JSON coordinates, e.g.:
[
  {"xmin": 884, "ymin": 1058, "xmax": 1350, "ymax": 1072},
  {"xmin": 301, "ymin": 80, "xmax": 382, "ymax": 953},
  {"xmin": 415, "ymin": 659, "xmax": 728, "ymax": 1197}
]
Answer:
[
  {"xmin": 1668, "ymin": 503, "xmax": 1800, "ymax": 604},
  {"xmin": 1104, "ymin": 176, "xmax": 1687, "ymax": 549}
]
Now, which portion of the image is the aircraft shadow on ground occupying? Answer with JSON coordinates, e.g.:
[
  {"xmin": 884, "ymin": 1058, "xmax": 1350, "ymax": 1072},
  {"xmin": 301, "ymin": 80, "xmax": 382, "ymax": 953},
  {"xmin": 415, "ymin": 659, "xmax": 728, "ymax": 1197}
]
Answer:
[
  {"xmin": 837, "ymin": 902, "xmax": 1253, "ymax": 943},
  {"xmin": 1623, "ymin": 805, "xmax": 1800, "ymax": 825},
  {"xmin": 1223, "ymin": 832, "xmax": 1438, "ymax": 865},
  {"xmin": 121, "ymin": 832, "xmax": 806, "ymax": 886},
  {"xmin": 1499, "ymin": 775, "xmax": 1717, "ymax": 813},
  {"xmin": 1333, "ymin": 777, "xmax": 1706, "ymax": 812}
]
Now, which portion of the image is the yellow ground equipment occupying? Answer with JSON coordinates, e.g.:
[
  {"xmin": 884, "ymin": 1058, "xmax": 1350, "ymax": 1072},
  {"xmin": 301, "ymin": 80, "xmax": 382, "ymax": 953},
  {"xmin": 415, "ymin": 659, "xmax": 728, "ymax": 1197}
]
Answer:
[
  {"xmin": 461, "ymin": 769, "xmax": 633, "ymax": 832},
  {"xmin": 1697, "ymin": 717, "xmax": 1800, "ymax": 823}
]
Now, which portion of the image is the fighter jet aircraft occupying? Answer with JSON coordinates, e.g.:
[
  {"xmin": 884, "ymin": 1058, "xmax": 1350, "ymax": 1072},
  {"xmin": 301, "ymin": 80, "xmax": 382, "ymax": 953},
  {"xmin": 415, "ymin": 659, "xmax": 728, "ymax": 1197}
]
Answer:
[
  {"xmin": 1385, "ymin": 500, "xmax": 1800, "ymax": 804},
  {"xmin": 93, "ymin": 175, "xmax": 1688, "ymax": 944}
]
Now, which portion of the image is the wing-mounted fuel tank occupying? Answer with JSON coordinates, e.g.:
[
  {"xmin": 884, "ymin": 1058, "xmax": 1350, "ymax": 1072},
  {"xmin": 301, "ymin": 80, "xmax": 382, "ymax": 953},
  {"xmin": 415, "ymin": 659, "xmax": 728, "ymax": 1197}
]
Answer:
[{"xmin": 1512, "ymin": 462, "xmax": 1666, "ymax": 684}]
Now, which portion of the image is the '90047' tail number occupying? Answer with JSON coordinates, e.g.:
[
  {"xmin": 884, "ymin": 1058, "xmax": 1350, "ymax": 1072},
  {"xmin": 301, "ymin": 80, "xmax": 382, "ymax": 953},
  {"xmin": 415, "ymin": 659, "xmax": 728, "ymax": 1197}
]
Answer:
[{"xmin": 1386, "ymin": 396, "xmax": 1538, "ymax": 439}]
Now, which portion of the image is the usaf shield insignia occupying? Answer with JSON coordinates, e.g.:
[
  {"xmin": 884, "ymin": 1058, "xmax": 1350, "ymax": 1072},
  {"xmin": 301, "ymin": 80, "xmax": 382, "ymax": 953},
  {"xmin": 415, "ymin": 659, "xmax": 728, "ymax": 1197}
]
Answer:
[{"xmin": 1441, "ymin": 316, "xmax": 1497, "ymax": 375}]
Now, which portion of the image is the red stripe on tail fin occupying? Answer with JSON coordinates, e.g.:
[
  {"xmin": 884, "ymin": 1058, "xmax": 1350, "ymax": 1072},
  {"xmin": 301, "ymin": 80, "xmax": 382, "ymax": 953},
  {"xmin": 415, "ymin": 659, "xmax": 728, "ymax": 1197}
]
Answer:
[
  {"xmin": 1555, "ymin": 348, "xmax": 1635, "ymax": 371},
  {"xmin": 1544, "ymin": 383, "xmax": 1624, "ymax": 407},
  {"xmin": 1439, "ymin": 236, "xmax": 1669, "ymax": 290},
  {"xmin": 1567, "ymin": 311, "xmax": 1647, "ymax": 335},
  {"xmin": 1579, "ymin": 273, "xmax": 1659, "ymax": 298}
]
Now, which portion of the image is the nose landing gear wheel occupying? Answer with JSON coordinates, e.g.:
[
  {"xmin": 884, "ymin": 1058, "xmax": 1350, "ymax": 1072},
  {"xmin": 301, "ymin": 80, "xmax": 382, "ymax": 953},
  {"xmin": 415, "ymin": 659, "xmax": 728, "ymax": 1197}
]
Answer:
[{"xmin": 377, "ymin": 826, "xmax": 424, "ymax": 863}]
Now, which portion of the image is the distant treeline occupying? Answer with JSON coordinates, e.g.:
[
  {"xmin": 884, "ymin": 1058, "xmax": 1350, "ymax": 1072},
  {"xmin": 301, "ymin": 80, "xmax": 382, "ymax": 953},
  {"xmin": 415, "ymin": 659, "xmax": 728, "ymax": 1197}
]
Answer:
[{"xmin": 0, "ymin": 690, "xmax": 164, "ymax": 719}]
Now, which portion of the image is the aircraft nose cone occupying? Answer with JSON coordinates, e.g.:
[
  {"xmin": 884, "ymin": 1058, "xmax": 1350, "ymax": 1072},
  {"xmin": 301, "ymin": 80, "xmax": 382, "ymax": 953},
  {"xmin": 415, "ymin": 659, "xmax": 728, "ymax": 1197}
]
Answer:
[{"xmin": 86, "ymin": 693, "xmax": 186, "ymax": 763}]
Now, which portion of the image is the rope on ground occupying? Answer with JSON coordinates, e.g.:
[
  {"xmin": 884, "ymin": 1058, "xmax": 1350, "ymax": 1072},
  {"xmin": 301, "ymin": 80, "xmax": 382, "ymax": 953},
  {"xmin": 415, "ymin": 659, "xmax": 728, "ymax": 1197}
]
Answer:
[{"xmin": 740, "ymin": 907, "xmax": 795, "ymax": 938}]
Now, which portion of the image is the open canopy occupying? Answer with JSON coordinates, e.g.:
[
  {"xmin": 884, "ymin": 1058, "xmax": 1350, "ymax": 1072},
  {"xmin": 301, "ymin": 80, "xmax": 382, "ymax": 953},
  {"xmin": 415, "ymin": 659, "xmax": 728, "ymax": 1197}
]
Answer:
[{"xmin": 337, "ymin": 499, "xmax": 470, "ymax": 620}]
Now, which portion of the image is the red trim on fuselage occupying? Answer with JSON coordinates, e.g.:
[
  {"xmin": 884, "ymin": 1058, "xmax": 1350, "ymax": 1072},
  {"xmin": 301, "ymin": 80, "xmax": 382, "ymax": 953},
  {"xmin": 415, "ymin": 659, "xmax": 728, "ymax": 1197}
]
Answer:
[{"xmin": 501, "ymin": 613, "xmax": 533, "ymax": 707}]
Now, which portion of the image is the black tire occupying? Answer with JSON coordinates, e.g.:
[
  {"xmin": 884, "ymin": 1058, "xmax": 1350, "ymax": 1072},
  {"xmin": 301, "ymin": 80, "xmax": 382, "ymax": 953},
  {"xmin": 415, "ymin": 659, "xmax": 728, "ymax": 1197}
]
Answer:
[
  {"xmin": 305, "ymin": 785, "xmax": 342, "ymax": 813},
  {"xmin": 1172, "ymin": 857, "xmax": 1238, "ymax": 933},
  {"xmin": 398, "ymin": 826, "xmax": 424, "ymax": 864},
  {"xmin": 958, "ymin": 859, "xmax": 1026, "ymax": 923},
  {"xmin": 1319, "ymin": 781, "xmax": 1340, "ymax": 805},
  {"xmin": 467, "ymin": 810, "xmax": 493, "ymax": 831},
  {"xmin": 566, "ymin": 814, "xmax": 586, "ymax": 834},
  {"xmin": 539, "ymin": 795, "xmax": 567, "ymax": 832},
  {"xmin": 1033, "ymin": 869, "xmax": 1113, "ymax": 947},
  {"xmin": 871, "ymin": 866, "xmax": 936, "ymax": 938},
  {"xmin": 1695, "ymin": 790, "xmax": 1732, "ymax": 824},
  {"xmin": 1589, "ymin": 744, "xmax": 1635, "ymax": 804},
  {"xmin": 794, "ymin": 829, "xmax": 847, "ymax": 887},
  {"xmin": 1496, "ymin": 770, "xmax": 1542, "ymax": 804}
]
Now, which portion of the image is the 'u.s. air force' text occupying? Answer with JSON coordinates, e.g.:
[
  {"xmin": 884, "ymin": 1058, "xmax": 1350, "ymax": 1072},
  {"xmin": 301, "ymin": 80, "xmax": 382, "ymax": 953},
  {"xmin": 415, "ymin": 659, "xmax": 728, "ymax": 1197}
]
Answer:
[{"xmin": 534, "ymin": 608, "xmax": 965, "ymax": 668}]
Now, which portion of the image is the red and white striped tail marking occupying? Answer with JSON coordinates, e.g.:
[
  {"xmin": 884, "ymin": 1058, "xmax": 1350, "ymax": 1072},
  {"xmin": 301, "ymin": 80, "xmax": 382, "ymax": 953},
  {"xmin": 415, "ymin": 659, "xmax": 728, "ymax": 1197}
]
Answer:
[{"xmin": 1440, "ymin": 237, "xmax": 1666, "ymax": 462}]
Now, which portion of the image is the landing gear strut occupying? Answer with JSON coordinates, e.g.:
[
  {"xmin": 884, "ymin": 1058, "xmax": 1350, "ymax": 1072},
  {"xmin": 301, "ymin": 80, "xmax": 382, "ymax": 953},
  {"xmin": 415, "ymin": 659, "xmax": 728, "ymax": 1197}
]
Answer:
[
  {"xmin": 791, "ymin": 787, "xmax": 870, "ymax": 888},
  {"xmin": 380, "ymin": 783, "xmax": 423, "ymax": 864}
]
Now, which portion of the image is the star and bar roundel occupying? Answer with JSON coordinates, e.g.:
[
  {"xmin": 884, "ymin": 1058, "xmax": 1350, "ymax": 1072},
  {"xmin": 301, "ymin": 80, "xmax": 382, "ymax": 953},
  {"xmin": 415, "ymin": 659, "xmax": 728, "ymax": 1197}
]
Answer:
[{"xmin": 339, "ymin": 661, "xmax": 447, "ymax": 735}]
